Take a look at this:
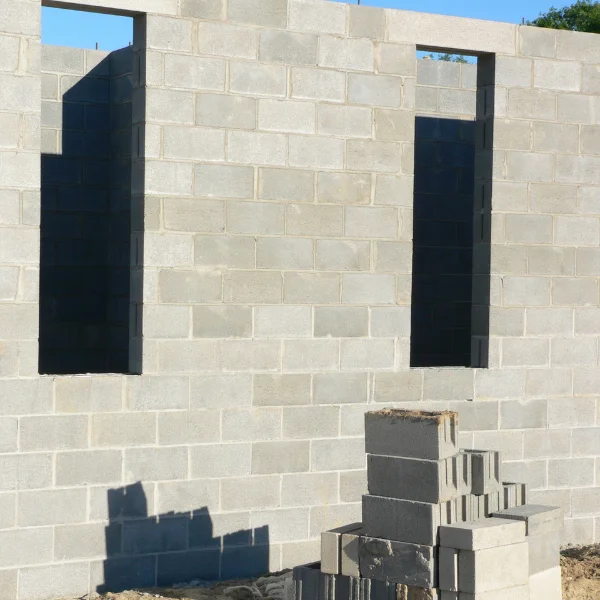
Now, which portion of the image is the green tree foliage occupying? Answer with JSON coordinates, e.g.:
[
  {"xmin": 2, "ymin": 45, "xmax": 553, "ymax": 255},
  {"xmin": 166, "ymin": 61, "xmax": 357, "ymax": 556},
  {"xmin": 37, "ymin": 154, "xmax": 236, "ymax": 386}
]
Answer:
[
  {"xmin": 425, "ymin": 53, "xmax": 469, "ymax": 63},
  {"xmin": 528, "ymin": 0, "xmax": 600, "ymax": 33}
]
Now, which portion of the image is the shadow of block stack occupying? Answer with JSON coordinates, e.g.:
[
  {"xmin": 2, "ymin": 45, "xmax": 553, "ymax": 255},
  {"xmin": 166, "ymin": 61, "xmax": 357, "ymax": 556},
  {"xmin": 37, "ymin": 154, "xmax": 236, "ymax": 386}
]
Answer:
[{"xmin": 292, "ymin": 409, "xmax": 563, "ymax": 600}]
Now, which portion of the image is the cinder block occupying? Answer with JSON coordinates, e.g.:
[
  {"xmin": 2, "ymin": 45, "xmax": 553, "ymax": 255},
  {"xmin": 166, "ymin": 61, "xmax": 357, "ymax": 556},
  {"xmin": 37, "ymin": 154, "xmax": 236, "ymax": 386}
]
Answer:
[
  {"xmin": 317, "ymin": 172, "xmax": 372, "ymax": 204},
  {"xmin": 56, "ymin": 450, "xmax": 122, "ymax": 487},
  {"xmin": 316, "ymin": 240, "xmax": 370, "ymax": 272},
  {"xmin": 252, "ymin": 441, "xmax": 309, "ymax": 475},
  {"xmin": 529, "ymin": 566, "xmax": 562, "ymax": 600},
  {"xmin": 254, "ymin": 374, "xmax": 310, "ymax": 407},
  {"xmin": 144, "ymin": 88, "xmax": 195, "ymax": 124},
  {"xmin": 347, "ymin": 140, "xmax": 401, "ymax": 173},
  {"xmin": 228, "ymin": 0, "xmax": 287, "ymax": 27},
  {"xmin": 440, "ymin": 518, "xmax": 526, "ymax": 551},
  {"xmin": 469, "ymin": 494, "xmax": 486, "ymax": 522},
  {"xmin": 321, "ymin": 523, "xmax": 362, "ymax": 575},
  {"xmin": 92, "ymin": 413, "xmax": 156, "ymax": 447},
  {"xmin": 350, "ymin": 5, "xmax": 385, "ymax": 39},
  {"xmin": 349, "ymin": 74, "xmax": 401, "ymax": 108},
  {"xmin": 257, "ymin": 237, "xmax": 313, "ymax": 270},
  {"xmin": 457, "ymin": 542, "xmax": 529, "ymax": 594},
  {"xmin": 341, "ymin": 339, "xmax": 395, "ymax": 371},
  {"xmin": 290, "ymin": 0, "xmax": 347, "ymax": 34},
  {"xmin": 224, "ymin": 270, "xmax": 282, "ymax": 304},
  {"xmin": 255, "ymin": 305, "xmax": 311, "ymax": 338},
  {"xmin": 439, "ymin": 546, "xmax": 458, "ymax": 592},
  {"xmin": 181, "ymin": 0, "xmax": 223, "ymax": 18},
  {"xmin": 315, "ymin": 307, "xmax": 368, "ymax": 338},
  {"xmin": 20, "ymin": 415, "xmax": 87, "ymax": 452},
  {"xmin": 528, "ymin": 529, "xmax": 560, "ymax": 575},
  {"xmin": 286, "ymin": 204, "xmax": 343, "ymax": 237},
  {"xmin": 19, "ymin": 563, "xmax": 90, "ymax": 600},
  {"xmin": 159, "ymin": 269, "xmax": 222, "ymax": 303},
  {"xmin": 313, "ymin": 373, "xmax": 368, "ymax": 405},
  {"xmin": 0, "ymin": 569, "xmax": 17, "ymax": 600},
  {"xmin": 230, "ymin": 61, "xmax": 286, "ymax": 97},
  {"xmin": 221, "ymin": 340, "xmax": 281, "ymax": 372},
  {"xmin": 319, "ymin": 36, "xmax": 374, "ymax": 72},
  {"xmin": 158, "ymin": 410, "xmax": 220, "ymax": 446},
  {"xmin": 259, "ymin": 168, "xmax": 314, "ymax": 202},
  {"xmin": 367, "ymin": 454, "xmax": 458, "ymax": 504},
  {"xmin": 228, "ymin": 130, "xmax": 286, "ymax": 166},
  {"xmin": 284, "ymin": 272, "xmax": 340, "ymax": 304},
  {"xmin": 377, "ymin": 43, "xmax": 416, "ymax": 76},
  {"xmin": 508, "ymin": 88, "xmax": 556, "ymax": 121},
  {"xmin": 163, "ymin": 125, "xmax": 225, "ymax": 161},
  {"xmin": 196, "ymin": 93, "xmax": 256, "ymax": 130},
  {"xmin": 464, "ymin": 450, "xmax": 501, "ymax": 496},
  {"xmin": 18, "ymin": 488, "xmax": 86, "ymax": 527},
  {"xmin": 365, "ymin": 409, "xmax": 459, "ymax": 460},
  {"xmin": 359, "ymin": 536, "xmax": 436, "ymax": 588},
  {"xmin": 492, "ymin": 504, "xmax": 563, "ymax": 536},
  {"xmin": 197, "ymin": 22, "xmax": 257, "ymax": 59},
  {"xmin": 259, "ymin": 30, "xmax": 317, "ymax": 66},
  {"xmin": 289, "ymin": 135, "xmax": 344, "ymax": 170},
  {"xmin": 194, "ymin": 235, "xmax": 255, "ymax": 268},
  {"xmin": 291, "ymin": 67, "xmax": 346, "ymax": 103},
  {"xmin": 362, "ymin": 494, "xmax": 440, "ymax": 546},
  {"xmin": 340, "ymin": 530, "xmax": 361, "ymax": 578}
]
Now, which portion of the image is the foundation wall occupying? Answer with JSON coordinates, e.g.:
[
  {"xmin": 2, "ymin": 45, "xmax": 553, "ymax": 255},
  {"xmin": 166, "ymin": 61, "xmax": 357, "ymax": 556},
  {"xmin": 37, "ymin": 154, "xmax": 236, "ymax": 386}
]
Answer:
[{"xmin": 0, "ymin": 1, "xmax": 599, "ymax": 598}]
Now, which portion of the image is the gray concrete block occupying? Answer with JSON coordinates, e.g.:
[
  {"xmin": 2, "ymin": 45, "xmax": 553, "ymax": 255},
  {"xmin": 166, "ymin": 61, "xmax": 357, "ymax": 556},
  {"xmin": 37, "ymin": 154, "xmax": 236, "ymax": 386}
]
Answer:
[
  {"xmin": 0, "ymin": 528, "xmax": 53, "ymax": 567},
  {"xmin": 359, "ymin": 536, "xmax": 436, "ymax": 587},
  {"xmin": 458, "ymin": 542, "xmax": 529, "ymax": 594},
  {"xmin": 362, "ymin": 494, "xmax": 440, "ymax": 545},
  {"xmin": 440, "ymin": 518, "xmax": 526, "ymax": 551},
  {"xmin": 367, "ymin": 454, "xmax": 458, "ymax": 504},
  {"xmin": 19, "ymin": 563, "xmax": 90, "ymax": 600},
  {"xmin": 285, "ymin": 203, "xmax": 343, "ymax": 237},
  {"xmin": 259, "ymin": 30, "xmax": 317, "ymax": 66},
  {"xmin": 259, "ymin": 167, "xmax": 314, "ymax": 202},
  {"xmin": 193, "ymin": 305, "xmax": 252, "ymax": 338},
  {"xmin": 341, "ymin": 530, "xmax": 361, "ymax": 578},
  {"xmin": 528, "ymin": 529, "xmax": 560, "ymax": 575},
  {"xmin": 439, "ymin": 546, "xmax": 458, "ymax": 592},
  {"xmin": 464, "ymin": 450, "xmax": 501, "ymax": 496},
  {"xmin": 492, "ymin": 505, "xmax": 563, "ymax": 536},
  {"xmin": 321, "ymin": 523, "xmax": 362, "ymax": 575},
  {"xmin": 365, "ymin": 409, "xmax": 459, "ymax": 460},
  {"xmin": 230, "ymin": 61, "xmax": 286, "ymax": 97},
  {"xmin": 196, "ymin": 93, "xmax": 256, "ymax": 130},
  {"xmin": 529, "ymin": 566, "xmax": 562, "ymax": 600},
  {"xmin": 181, "ymin": 0, "xmax": 222, "ymax": 18},
  {"xmin": 315, "ymin": 307, "xmax": 368, "ymax": 338},
  {"xmin": 56, "ymin": 450, "xmax": 122, "ymax": 487},
  {"xmin": 228, "ymin": 0, "xmax": 287, "ymax": 27}
]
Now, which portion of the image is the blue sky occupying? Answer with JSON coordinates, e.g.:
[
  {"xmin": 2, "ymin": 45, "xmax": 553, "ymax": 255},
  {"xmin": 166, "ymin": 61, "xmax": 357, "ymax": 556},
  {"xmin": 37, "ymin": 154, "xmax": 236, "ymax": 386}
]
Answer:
[{"xmin": 42, "ymin": 0, "xmax": 554, "ymax": 51}]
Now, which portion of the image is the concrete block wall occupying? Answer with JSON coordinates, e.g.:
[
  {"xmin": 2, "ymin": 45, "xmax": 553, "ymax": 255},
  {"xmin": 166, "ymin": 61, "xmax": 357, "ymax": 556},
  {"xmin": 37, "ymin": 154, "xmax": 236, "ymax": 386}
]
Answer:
[
  {"xmin": 39, "ymin": 44, "xmax": 133, "ymax": 374},
  {"xmin": 0, "ymin": 1, "xmax": 600, "ymax": 598}
]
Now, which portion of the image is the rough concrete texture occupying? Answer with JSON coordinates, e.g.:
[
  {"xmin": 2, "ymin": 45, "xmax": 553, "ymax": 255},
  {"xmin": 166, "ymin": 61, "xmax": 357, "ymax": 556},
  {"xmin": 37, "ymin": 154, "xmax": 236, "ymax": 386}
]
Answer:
[{"xmin": 1, "ymin": 0, "xmax": 600, "ymax": 598}]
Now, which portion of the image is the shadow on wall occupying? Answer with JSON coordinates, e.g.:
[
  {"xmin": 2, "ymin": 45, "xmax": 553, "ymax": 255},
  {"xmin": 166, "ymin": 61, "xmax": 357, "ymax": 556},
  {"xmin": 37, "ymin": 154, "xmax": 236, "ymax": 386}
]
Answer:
[
  {"xmin": 39, "ymin": 47, "xmax": 138, "ymax": 375},
  {"xmin": 98, "ymin": 482, "xmax": 271, "ymax": 592},
  {"xmin": 410, "ymin": 115, "xmax": 476, "ymax": 368}
]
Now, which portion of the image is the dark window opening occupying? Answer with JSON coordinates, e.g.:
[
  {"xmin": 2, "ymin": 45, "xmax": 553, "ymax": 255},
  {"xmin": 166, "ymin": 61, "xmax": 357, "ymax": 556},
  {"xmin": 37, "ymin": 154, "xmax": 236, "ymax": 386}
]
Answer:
[
  {"xmin": 410, "ymin": 52, "xmax": 492, "ymax": 368},
  {"xmin": 39, "ymin": 8, "xmax": 139, "ymax": 374}
]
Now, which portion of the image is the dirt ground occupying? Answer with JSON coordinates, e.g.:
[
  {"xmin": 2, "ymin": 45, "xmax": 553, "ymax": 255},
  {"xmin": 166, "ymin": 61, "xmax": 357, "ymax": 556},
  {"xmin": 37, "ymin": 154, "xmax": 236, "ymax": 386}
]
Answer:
[
  {"xmin": 561, "ymin": 544, "xmax": 600, "ymax": 600},
  {"xmin": 73, "ymin": 545, "xmax": 600, "ymax": 600}
]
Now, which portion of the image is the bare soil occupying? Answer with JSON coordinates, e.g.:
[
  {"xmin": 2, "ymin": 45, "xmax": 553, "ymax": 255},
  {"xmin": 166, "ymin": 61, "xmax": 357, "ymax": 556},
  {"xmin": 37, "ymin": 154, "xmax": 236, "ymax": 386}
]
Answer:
[{"xmin": 561, "ymin": 544, "xmax": 600, "ymax": 600}]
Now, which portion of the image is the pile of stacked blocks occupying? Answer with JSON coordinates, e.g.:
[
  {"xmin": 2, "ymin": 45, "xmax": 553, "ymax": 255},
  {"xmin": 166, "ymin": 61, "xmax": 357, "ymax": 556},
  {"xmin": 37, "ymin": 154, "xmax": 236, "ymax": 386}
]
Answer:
[{"xmin": 292, "ymin": 409, "xmax": 563, "ymax": 600}]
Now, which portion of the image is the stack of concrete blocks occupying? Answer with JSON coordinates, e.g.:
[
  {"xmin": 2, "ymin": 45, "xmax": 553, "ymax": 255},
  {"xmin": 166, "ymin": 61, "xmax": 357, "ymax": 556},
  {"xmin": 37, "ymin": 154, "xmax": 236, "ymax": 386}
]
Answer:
[{"xmin": 293, "ymin": 409, "xmax": 562, "ymax": 599}]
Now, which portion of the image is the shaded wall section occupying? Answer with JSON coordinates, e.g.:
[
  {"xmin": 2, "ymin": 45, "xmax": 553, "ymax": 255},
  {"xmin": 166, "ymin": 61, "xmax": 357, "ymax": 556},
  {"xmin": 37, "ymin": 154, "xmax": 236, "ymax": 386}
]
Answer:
[
  {"xmin": 98, "ymin": 483, "xmax": 270, "ymax": 591},
  {"xmin": 411, "ymin": 60, "xmax": 477, "ymax": 367},
  {"xmin": 39, "ymin": 45, "xmax": 133, "ymax": 374}
]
